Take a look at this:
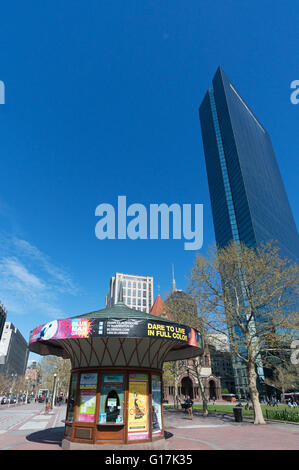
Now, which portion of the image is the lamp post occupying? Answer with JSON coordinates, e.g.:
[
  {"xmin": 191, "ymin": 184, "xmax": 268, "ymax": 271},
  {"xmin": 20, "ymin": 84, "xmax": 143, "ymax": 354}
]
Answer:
[{"xmin": 51, "ymin": 373, "xmax": 57, "ymax": 409}]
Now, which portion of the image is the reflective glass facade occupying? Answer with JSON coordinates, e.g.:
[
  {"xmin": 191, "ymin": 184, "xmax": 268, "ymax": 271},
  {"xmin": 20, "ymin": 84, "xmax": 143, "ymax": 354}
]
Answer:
[
  {"xmin": 199, "ymin": 67, "xmax": 299, "ymax": 262},
  {"xmin": 199, "ymin": 67, "xmax": 299, "ymax": 396}
]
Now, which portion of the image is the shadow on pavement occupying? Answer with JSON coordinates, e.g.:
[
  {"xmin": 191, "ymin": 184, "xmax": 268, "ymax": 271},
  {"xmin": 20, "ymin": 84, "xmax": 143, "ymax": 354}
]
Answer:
[
  {"xmin": 164, "ymin": 431, "xmax": 173, "ymax": 439},
  {"xmin": 26, "ymin": 426, "xmax": 64, "ymax": 447},
  {"xmin": 26, "ymin": 427, "xmax": 173, "ymax": 447}
]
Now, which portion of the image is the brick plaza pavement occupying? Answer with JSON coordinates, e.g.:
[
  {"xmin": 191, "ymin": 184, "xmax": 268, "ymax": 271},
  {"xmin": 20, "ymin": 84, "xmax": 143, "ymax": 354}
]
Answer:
[{"xmin": 0, "ymin": 405, "xmax": 298, "ymax": 450}]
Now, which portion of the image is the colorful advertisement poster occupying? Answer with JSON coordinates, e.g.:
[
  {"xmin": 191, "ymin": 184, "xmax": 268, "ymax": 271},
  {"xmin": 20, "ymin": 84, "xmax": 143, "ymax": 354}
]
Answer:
[
  {"xmin": 77, "ymin": 391, "xmax": 96, "ymax": 422},
  {"xmin": 187, "ymin": 327, "xmax": 201, "ymax": 347},
  {"xmin": 128, "ymin": 375, "xmax": 148, "ymax": 441},
  {"xmin": 80, "ymin": 373, "xmax": 98, "ymax": 389},
  {"xmin": 152, "ymin": 375, "xmax": 162, "ymax": 435},
  {"xmin": 30, "ymin": 317, "xmax": 201, "ymax": 349},
  {"xmin": 30, "ymin": 318, "xmax": 94, "ymax": 342}
]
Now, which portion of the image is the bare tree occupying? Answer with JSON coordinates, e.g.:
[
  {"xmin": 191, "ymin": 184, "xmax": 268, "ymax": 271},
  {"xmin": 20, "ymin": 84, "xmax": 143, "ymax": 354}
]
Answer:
[
  {"xmin": 188, "ymin": 241, "xmax": 299, "ymax": 425},
  {"xmin": 264, "ymin": 363, "xmax": 299, "ymax": 400},
  {"xmin": 163, "ymin": 360, "xmax": 182, "ymax": 409},
  {"xmin": 39, "ymin": 356, "xmax": 71, "ymax": 398},
  {"xmin": 165, "ymin": 290, "xmax": 210, "ymax": 416},
  {"xmin": 190, "ymin": 354, "xmax": 209, "ymax": 416}
]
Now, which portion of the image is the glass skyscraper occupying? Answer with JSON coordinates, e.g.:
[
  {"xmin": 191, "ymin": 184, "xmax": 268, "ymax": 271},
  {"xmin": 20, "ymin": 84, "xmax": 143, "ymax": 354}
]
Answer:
[
  {"xmin": 199, "ymin": 67, "xmax": 299, "ymax": 396},
  {"xmin": 199, "ymin": 67, "xmax": 299, "ymax": 262}
]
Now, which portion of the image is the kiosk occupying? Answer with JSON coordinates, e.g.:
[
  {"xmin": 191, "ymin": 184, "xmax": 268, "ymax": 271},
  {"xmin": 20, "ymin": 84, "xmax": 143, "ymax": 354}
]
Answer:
[{"xmin": 29, "ymin": 301, "xmax": 202, "ymax": 446}]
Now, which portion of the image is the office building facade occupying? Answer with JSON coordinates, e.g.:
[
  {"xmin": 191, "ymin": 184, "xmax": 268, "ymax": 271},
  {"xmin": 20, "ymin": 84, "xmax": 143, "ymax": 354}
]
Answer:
[
  {"xmin": 199, "ymin": 67, "xmax": 299, "ymax": 396},
  {"xmin": 208, "ymin": 335, "xmax": 235, "ymax": 394},
  {"xmin": 0, "ymin": 322, "xmax": 29, "ymax": 376},
  {"xmin": 105, "ymin": 272, "xmax": 154, "ymax": 313},
  {"xmin": 0, "ymin": 302, "xmax": 7, "ymax": 341}
]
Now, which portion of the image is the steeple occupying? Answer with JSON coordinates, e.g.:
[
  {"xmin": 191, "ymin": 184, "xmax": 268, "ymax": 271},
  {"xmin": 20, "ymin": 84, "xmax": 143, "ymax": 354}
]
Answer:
[{"xmin": 171, "ymin": 264, "xmax": 177, "ymax": 294}]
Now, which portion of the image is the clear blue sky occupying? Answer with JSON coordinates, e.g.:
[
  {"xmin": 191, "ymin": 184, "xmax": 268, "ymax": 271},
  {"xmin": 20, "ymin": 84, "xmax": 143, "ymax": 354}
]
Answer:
[{"xmin": 0, "ymin": 1, "xmax": 298, "ymax": 362}]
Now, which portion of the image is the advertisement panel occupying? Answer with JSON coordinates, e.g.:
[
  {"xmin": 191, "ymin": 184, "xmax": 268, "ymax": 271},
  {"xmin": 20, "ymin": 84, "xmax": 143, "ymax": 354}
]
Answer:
[
  {"xmin": 77, "ymin": 391, "xmax": 97, "ymax": 423},
  {"xmin": 30, "ymin": 317, "xmax": 201, "ymax": 348},
  {"xmin": 152, "ymin": 375, "xmax": 162, "ymax": 435},
  {"xmin": 75, "ymin": 373, "xmax": 98, "ymax": 423},
  {"xmin": 128, "ymin": 374, "xmax": 149, "ymax": 441},
  {"xmin": 29, "ymin": 318, "xmax": 95, "ymax": 342},
  {"xmin": 80, "ymin": 373, "xmax": 98, "ymax": 389}
]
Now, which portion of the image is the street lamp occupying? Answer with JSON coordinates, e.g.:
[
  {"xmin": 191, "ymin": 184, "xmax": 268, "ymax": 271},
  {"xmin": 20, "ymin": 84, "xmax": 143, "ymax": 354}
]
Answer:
[
  {"xmin": 10, "ymin": 373, "xmax": 17, "ymax": 394},
  {"xmin": 51, "ymin": 373, "xmax": 57, "ymax": 409}
]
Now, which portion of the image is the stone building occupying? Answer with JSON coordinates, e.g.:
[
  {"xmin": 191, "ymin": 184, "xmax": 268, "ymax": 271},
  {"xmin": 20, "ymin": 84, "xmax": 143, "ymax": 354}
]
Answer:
[{"xmin": 150, "ymin": 294, "xmax": 221, "ymax": 402}]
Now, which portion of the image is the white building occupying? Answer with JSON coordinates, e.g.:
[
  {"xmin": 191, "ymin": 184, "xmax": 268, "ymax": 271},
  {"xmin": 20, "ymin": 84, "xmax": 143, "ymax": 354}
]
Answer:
[
  {"xmin": 207, "ymin": 333, "xmax": 230, "ymax": 352},
  {"xmin": 106, "ymin": 272, "xmax": 154, "ymax": 313},
  {"xmin": 0, "ymin": 322, "xmax": 29, "ymax": 376}
]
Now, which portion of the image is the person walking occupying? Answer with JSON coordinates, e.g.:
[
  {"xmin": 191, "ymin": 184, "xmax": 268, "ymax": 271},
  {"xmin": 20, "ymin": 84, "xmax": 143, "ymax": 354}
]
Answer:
[
  {"xmin": 182, "ymin": 396, "xmax": 188, "ymax": 414},
  {"xmin": 186, "ymin": 396, "xmax": 193, "ymax": 420}
]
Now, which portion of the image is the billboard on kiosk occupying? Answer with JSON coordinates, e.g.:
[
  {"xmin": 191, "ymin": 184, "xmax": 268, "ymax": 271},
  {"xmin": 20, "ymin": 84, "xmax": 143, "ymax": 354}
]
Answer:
[{"xmin": 30, "ymin": 317, "xmax": 201, "ymax": 348}]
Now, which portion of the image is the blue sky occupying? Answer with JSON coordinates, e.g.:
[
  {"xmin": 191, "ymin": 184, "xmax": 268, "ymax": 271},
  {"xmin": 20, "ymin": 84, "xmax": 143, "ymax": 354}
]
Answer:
[{"xmin": 0, "ymin": 1, "xmax": 298, "ymax": 362}]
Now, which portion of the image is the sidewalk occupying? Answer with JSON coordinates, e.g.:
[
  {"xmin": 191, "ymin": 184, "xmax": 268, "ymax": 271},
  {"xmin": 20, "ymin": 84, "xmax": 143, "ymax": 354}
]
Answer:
[
  {"xmin": 0, "ymin": 404, "xmax": 66, "ymax": 450},
  {"xmin": 1, "ymin": 406, "xmax": 299, "ymax": 450}
]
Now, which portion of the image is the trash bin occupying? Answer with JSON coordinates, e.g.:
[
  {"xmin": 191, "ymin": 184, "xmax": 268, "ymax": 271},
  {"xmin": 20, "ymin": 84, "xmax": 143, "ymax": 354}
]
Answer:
[{"xmin": 233, "ymin": 407, "xmax": 243, "ymax": 422}]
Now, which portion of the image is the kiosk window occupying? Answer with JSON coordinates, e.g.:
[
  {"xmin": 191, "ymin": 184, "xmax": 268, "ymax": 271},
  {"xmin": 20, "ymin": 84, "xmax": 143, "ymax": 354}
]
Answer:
[
  {"xmin": 99, "ymin": 374, "xmax": 125, "ymax": 424},
  {"xmin": 105, "ymin": 390, "xmax": 120, "ymax": 422}
]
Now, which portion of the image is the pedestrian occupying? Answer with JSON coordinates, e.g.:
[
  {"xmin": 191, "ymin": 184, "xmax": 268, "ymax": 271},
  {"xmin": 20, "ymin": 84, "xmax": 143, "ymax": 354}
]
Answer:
[
  {"xmin": 186, "ymin": 395, "xmax": 193, "ymax": 420},
  {"xmin": 182, "ymin": 396, "xmax": 188, "ymax": 414},
  {"xmin": 45, "ymin": 399, "xmax": 51, "ymax": 415}
]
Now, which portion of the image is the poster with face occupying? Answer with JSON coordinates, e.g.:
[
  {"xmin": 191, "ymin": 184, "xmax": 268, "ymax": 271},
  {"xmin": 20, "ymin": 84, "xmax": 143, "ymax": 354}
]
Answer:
[{"xmin": 128, "ymin": 374, "xmax": 148, "ymax": 441}]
